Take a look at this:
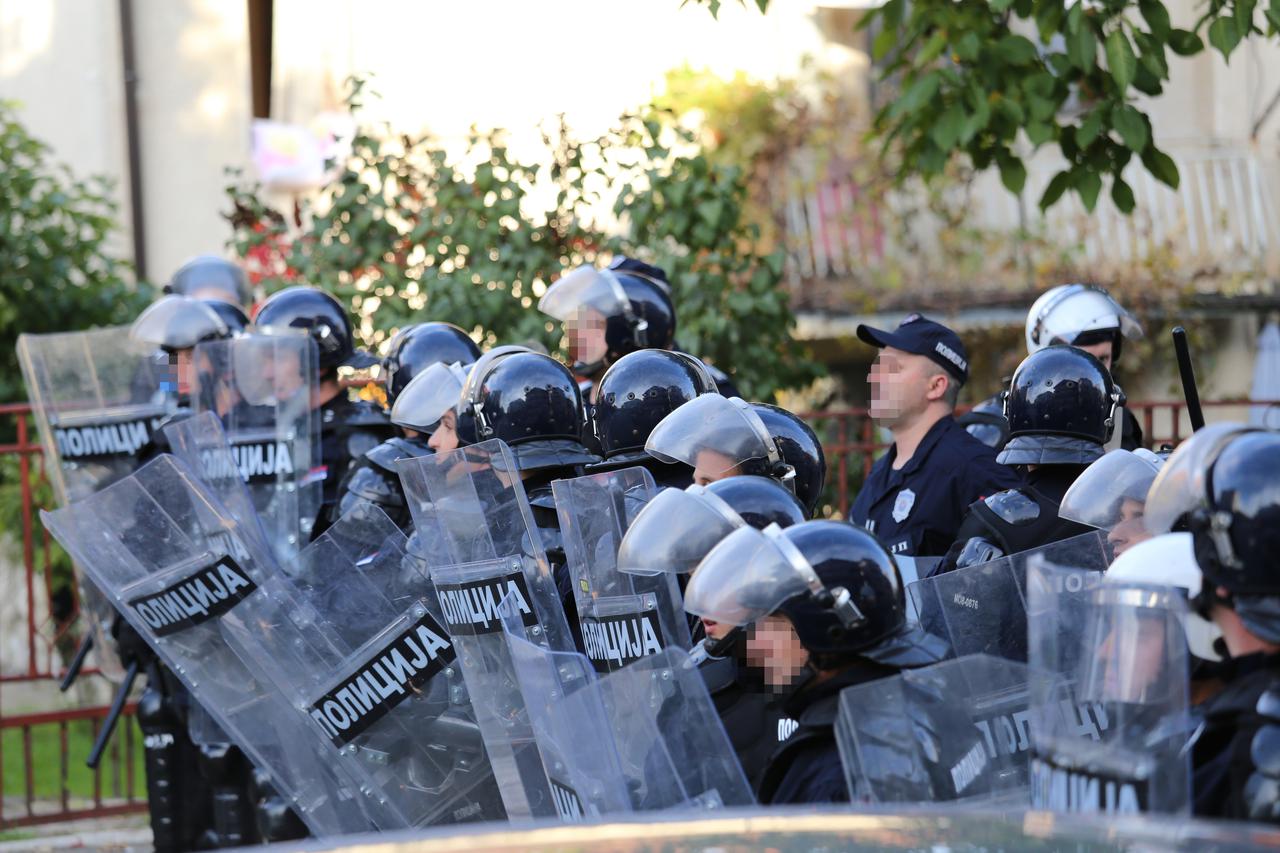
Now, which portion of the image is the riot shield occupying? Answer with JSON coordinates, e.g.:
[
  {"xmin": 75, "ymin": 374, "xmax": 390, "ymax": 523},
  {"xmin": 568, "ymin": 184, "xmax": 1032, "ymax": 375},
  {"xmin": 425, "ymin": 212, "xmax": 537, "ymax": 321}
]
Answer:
[
  {"xmin": 836, "ymin": 654, "xmax": 1030, "ymax": 806},
  {"xmin": 40, "ymin": 455, "xmax": 373, "ymax": 836},
  {"xmin": 191, "ymin": 333, "xmax": 321, "ymax": 562},
  {"xmin": 397, "ymin": 439, "xmax": 575, "ymax": 819},
  {"xmin": 1027, "ymin": 559, "xmax": 1193, "ymax": 816},
  {"xmin": 219, "ymin": 503, "xmax": 506, "ymax": 829},
  {"xmin": 18, "ymin": 326, "xmax": 180, "ymax": 676},
  {"xmin": 907, "ymin": 530, "xmax": 1111, "ymax": 661},
  {"xmin": 552, "ymin": 467, "xmax": 691, "ymax": 673},
  {"xmin": 502, "ymin": 608, "xmax": 752, "ymax": 818}
]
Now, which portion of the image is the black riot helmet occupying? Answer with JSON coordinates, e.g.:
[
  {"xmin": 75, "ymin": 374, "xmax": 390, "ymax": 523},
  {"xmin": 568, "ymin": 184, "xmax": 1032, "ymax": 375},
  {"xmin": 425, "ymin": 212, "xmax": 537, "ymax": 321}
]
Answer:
[
  {"xmin": 165, "ymin": 254, "xmax": 252, "ymax": 307},
  {"xmin": 593, "ymin": 349, "xmax": 720, "ymax": 464},
  {"xmin": 382, "ymin": 322, "xmax": 481, "ymax": 405},
  {"xmin": 750, "ymin": 403, "xmax": 827, "ymax": 517},
  {"xmin": 685, "ymin": 520, "xmax": 947, "ymax": 667},
  {"xmin": 958, "ymin": 396, "xmax": 1011, "ymax": 451},
  {"xmin": 538, "ymin": 256, "xmax": 677, "ymax": 376},
  {"xmin": 200, "ymin": 300, "xmax": 250, "ymax": 336},
  {"xmin": 253, "ymin": 286, "xmax": 378, "ymax": 371},
  {"xmin": 703, "ymin": 475, "xmax": 807, "ymax": 530},
  {"xmin": 997, "ymin": 345, "xmax": 1122, "ymax": 466},
  {"xmin": 456, "ymin": 350, "xmax": 598, "ymax": 473},
  {"xmin": 129, "ymin": 295, "xmax": 231, "ymax": 352}
]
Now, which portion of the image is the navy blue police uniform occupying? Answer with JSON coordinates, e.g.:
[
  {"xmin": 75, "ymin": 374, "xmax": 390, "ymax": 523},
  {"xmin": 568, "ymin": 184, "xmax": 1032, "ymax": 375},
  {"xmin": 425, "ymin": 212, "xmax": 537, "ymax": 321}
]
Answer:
[{"xmin": 848, "ymin": 316, "xmax": 1022, "ymax": 557}]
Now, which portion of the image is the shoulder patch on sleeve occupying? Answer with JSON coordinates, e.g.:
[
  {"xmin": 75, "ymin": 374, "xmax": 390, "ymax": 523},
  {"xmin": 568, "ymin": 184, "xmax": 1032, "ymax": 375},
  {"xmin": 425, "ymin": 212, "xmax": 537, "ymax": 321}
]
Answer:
[{"xmin": 982, "ymin": 489, "xmax": 1041, "ymax": 525}]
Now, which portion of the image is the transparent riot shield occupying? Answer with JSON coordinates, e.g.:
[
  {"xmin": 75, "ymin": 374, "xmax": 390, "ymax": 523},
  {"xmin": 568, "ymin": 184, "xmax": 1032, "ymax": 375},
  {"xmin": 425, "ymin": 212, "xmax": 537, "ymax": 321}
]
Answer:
[
  {"xmin": 501, "ymin": 605, "xmax": 752, "ymax": 819},
  {"xmin": 835, "ymin": 654, "xmax": 1030, "ymax": 806},
  {"xmin": 220, "ymin": 504, "xmax": 506, "ymax": 829},
  {"xmin": 397, "ymin": 439, "xmax": 575, "ymax": 819},
  {"xmin": 907, "ymin": 530, "xmax": 1111, "ymax": 661},
  {"xmin": 552, "ymin": 467, "xmax": 692, "ymax": 673},
  {"xmin": 18, "ymin": 326, "xmax": 181, "ymax": 677},
  {"xmin": 1027, "ymin": 559, "xmax": 1193, "ymax": 816},
  {"xmin": 191, "ymin": 333, "xmax": 321, "ymax": 563},
  {"xmin": 40, "ymin": 455, "xmax": 374, "ymax": 836}
]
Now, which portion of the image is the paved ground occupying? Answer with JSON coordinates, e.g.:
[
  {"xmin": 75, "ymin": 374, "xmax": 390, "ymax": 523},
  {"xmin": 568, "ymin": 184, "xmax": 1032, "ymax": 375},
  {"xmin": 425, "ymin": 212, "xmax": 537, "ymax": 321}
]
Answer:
[{"xmin": 0, "ymin": 814, "xmax": 151, "ymax": 852}]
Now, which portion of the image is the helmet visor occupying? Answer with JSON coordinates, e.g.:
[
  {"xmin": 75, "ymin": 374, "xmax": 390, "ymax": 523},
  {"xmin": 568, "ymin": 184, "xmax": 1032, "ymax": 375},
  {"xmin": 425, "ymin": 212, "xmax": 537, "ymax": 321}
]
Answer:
[
  {"xmin": 1079, "ymin": 584, "xmax": 1190, "ymax": 705},
  {"xmin": 390, "ymin": 361, "xmax": 468, "ymax": 433},
  {"xmin": 615, "ymin": 485, "xmax": 745, "ymax": 576},
  {"xmin": 1060, "ymin": 449, "xmax": 1163, "ymax": 531},
  {"xmin": 1143, "ymin": 423, "xmax": 1254, "ymax": 535},
  {"xmin": 645, "ymin": 395, "xmax": 777, "ymax": 476},
  {"xmin": 130, "ymin": 295, "xmax": 228, "ymax": 351},
  {"xmin": 538, "ymin": 267, "xmax": 630, "ymax": 322},
  {"xmin": 683, "ymin": 525, "xmax": 809, "ymax": 626}
]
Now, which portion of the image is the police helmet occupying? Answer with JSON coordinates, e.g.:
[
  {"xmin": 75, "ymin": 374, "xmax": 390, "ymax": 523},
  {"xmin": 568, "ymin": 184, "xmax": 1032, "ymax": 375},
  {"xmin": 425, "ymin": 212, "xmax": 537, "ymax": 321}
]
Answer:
[
  {"xmin": 130, "ymin": 295, "xmax": 231, "ymax": 352},
  {"xmin": 998, "ymin": 345, "xmax": 1122, "ymax": 466},
  {"xmin": 382, "ymin": 322, "xmax": 480, "ymax": 405},
  {"xmin": 200, "ymin": 300, "xmax": 250, "ymax": 336},
  {"xmin": 685, "ymin": 520, "xmax": 946, "ymax": 667},
  {"xmin": 593, "ymin": 349, "xmax": 719, "ymax": 464},
  {"xmin": 165, "ymin": 255, "xmax": 252, "ymax": 307},
  {"xmin": 457, "ymin": 350, "xmax": 598, "ymax": 472},
  {"xmin": 957, "ymin": 396, "xmax": 1011, "ymax": 450},
  {"xmin": 538, "ymin": 256, "xmax": 676, "ymax": 375},
  {"xmin": 1025, "ymin": 284, "xmax": 1143, "ymax": 364},
  {"xmin": 253, "ymin": 286, "xmax": 377, "ymax": 371},
  {"xmin": 703, "ymin": 475, "xmax": 807, "ymax": 530},
  {"xmin": 750, "ymin": 403, "xmax": 827, "ymax": 517}
]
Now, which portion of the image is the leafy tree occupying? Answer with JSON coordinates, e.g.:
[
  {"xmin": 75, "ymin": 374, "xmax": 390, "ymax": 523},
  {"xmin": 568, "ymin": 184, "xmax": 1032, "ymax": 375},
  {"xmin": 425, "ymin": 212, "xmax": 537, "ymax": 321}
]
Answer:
[
  {"xmin": 0, "ymin": 100, "xmax": 150, "ymax": 406},
  {"xmin": 685, "ymin": 0, "xmax": 1258, "ymax": 214},
  {"xmin": 227, "ymin": 79, "xmax": 822, "ymax": 400}
]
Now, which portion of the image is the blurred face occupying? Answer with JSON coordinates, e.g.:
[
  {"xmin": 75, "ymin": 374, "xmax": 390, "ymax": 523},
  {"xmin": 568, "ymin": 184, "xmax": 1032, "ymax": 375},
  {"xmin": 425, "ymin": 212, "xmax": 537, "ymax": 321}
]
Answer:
[
  {"xmin": 169, "ymin": 349, "xmax": 195, "ymax": 397},
  {"xmin": 259, "ymin": 348, "xmax": 306, "ymax": 402},
  {"xmin": 1107, "ymin": 498, "xmax": 1151, "ymax": 558},
  {"xmin": 693, "ymin": 448, "xmax": 743, "ymax": 487},
  {"xmin": 1093, "ymin": 614, "xmax": 1168, "ymax": 702},
  {"xmin": 868, "ymin": 347, "xmax": 948, "ymax": 427},
  {"xmin": 1078, "ymin": 340, "xmax": 1115, "ymax": 372},
  {"xmin": 746, "ymin": 615, "xmax": 810, "ymax": 688},
  {"xmin": 428, "ymin": 409, "xmax": 459, "ymax": 453},
  {"xmin": 566, "ymin": 307, "xmax": 608, "ymax": 368}
]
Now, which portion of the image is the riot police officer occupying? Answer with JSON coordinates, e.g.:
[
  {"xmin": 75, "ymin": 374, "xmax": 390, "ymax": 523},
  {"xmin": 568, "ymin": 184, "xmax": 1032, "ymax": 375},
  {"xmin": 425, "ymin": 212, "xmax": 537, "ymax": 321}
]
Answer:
[
  {"xmin": 588, "ymin": 348, "xmax": 721, "ymax": 488},
  {"xmin": 329, "ymin": 322, "xmax": 479, "ymax": 530},
  {"xmin": 200, "ymin": 300, "xmax": 250, "ymax": 336},
  {"xmin": 685, "ymin": 519, "xmax": 947, "ymax": 803},
  {"xmin": 165, "ymin": 254, "xmax": 253, "ymax": 308},
  {"xmin": 1143, "ymin": 425, "xmax": 1280, "ymax": 821},
  {"xmin": 965, "ymin": 285, "xmax": 1145, "ymax": 449},
  {"xmin": 942, "ymin": 345, "xmax": 1122, "ymax": 571},
  {"xmin": 253, "ymin": 286, "xmax": 392, "ymax": 538},
  {"xmin": 848, "ymin": 315, "xmax": 1021, "ymax": 556},
  {"xmin": 645, "ymin": 394, "xmax": 827, "ymax": 517}
]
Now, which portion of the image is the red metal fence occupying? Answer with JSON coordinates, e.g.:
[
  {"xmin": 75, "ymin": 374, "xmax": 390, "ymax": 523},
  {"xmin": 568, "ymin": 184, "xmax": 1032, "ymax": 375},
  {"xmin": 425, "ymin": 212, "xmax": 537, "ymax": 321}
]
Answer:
[
  {"xmin": 0, "ymin": 396, "xmax": 1274, "ymax": 828},
  {"xmin": 0, "ymin": 403, "xmax": 145, "ymax": 829}
]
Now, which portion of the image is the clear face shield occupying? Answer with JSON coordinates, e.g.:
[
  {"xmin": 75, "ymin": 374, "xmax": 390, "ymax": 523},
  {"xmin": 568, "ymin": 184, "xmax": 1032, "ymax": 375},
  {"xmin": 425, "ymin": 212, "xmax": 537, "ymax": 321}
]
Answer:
[
  {"xmin": 1079, "ymin": 585, "xmax": 1190, "ymax": 705},
  {"xmin": 1030, "ymin": 284, "xmax": 1145, "ymax": 350},
  {"xmin": 129, "ymin": 295, "xmax": 229, "ymax": 351},
  {"xmin": 1143, "ymin": 423, "xmax": 1256, "ymax": 536},
  {"xmin": 390, "ymin": 361, "xmax": 469, "ymax": 434},
  {"xmin": 538, "ymin": 267, "xmax": 641, "ymax": 368},
  {"xmin": 1059, "ymin": 449, "xmax": 1163, "ymax": 556},
  {"xmin": 614, "ymin": 483, "xmax": 747, "ymax": 577},
  {"xmin": 645, "ymin": 395, "xmax": 791, "ymax": 486}
]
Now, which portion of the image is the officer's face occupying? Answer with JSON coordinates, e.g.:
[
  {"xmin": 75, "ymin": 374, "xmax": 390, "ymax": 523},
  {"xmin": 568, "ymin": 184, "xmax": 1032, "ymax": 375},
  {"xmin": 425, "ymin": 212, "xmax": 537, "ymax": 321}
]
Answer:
[
  {"xmin": 693, "ymin": 448, "xmax": 743, "ymax": 486},
  {"xmin": 1092, "ymin": 612, "xmax": 1169, "ymax": 703},
  {"xmin": 746, "ymin": 615, "xmax": 809, "ymax": 688},
  {"xmin": 1107, "ymin": 498, "xmax": 1151, "ymax": 558},
  {"xmin": 566, "ymin": 307, "xmax": 608, "ymax": 368},
  {"xmin": 868, "ymin": 348, "xmax": 940, "ymax": 425},
  {"xmin": 429, "ymin": 410, "xmax": 459, "ymax": 454},
  {"xmin": 1078, "ymin": 340, "xmax": 1115, "ymax": 372}
]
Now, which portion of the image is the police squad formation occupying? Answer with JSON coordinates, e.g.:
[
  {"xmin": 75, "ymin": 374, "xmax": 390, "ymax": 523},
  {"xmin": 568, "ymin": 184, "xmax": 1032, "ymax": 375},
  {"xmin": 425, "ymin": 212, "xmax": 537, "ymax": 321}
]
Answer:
[{"xmin": 17, "ymin": 253, "xmax": 1280, "ymax": 849}]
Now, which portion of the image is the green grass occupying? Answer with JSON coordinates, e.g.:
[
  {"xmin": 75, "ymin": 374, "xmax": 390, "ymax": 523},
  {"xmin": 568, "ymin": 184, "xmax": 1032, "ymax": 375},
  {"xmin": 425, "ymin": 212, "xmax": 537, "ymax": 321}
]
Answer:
[{"xmin": 2, "ymin": 715, "xmax": 146, "ymax": 803}]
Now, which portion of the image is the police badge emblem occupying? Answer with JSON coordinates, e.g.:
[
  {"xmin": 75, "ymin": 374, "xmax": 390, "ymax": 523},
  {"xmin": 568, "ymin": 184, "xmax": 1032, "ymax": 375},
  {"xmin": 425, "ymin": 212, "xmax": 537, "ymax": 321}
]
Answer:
[{"xmin": 892, "ymin": 488, "xmax": 916, "ymax": 523}]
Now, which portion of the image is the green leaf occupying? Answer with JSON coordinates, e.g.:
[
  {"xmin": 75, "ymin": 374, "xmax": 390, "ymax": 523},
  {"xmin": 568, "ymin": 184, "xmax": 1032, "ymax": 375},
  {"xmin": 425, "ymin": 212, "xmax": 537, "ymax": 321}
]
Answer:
[
  {"xmin": 930, "ymin": 104, "xmax": 967, "ymax": 151},
  {"xmin": 1168, "ymin": 28, "xmax": 1204, "ymax": 55},
  {"xmin": 1208, "ymin": 17, "xmax": 1242, "ymax": 59},
  {"xmin": 888, "ymin": 72, "xmax": 941, "ymax": 118},
  {"xmin": 1236, "ymin": 0, "xmax": 1258, "ymax": 33},
  {"xmin": 1139, "ymin": 0, "xmax": 1172, "ymax": 38},
  {"xmin": 918, "ymin": 30, "xmax": 948, "ymax": 64},
  {"xmin": 1111, "ymin": 176, "xmax": 1136, "ymax": 213},
  {"xmin": 954, "ymin": 32, "xmax": 981, "ymax": 62},
  {"xmin": 1077, "ymin": 110, "xmax": 1104, "ymax": 148},
  {"xmin": 1142, "ymin": 145, "xmax": 1181, "ymax": 188},
  {"xmin": 1026, "ymin": 120, "xmax": 1054, "ymax": 146},
  {"xmin": 873, "ymin": 28, "xmax": 897, "ymax": 61},
  {"xmin": 995, "ymin": 35, "xmax": 1039, "ymax": 64},
  {"xmin": 1106, "ymin": 29, "xmax": 1138, "ymax": 92},
  {"xmin": 993, "ymin": 95, "xmax": 1026, "ymax": 125},
  {"xmin": 1077, "ymin": 171, "xmax": 1103, "ymax": 210},
  {"xmin": 991, "ymin": 0, "xmax": 1016, "ymax": 12},
  {"xmin": 1036, "ymin": 0, "xmax": 1065, "ymax": 42},
  {"xmin": 958, "ymin": 95, "xmax": 992, "ymax": 144},
  {"xmin": 1039, "ymin": 169, "xmax": 1073, "ymax": 210},
  {"xmin": 998, "ymin": 155, "xmax": 1028, "ymax": 193},
  {"xmin": 1112, "ymin": 104, "xmax": 1150, "ymax": 152},
  {"xmin": 1068, "ymin": 19, "xmax": 1097, "ymax": 69}
]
